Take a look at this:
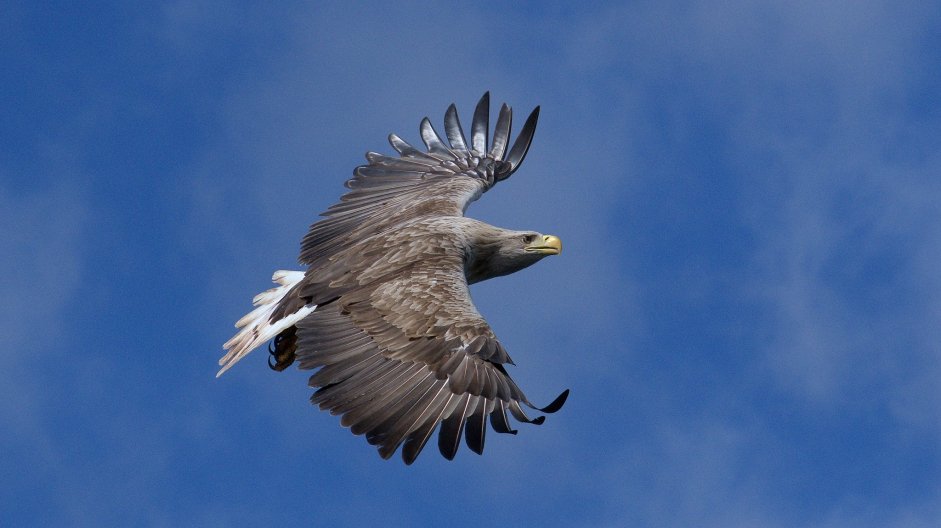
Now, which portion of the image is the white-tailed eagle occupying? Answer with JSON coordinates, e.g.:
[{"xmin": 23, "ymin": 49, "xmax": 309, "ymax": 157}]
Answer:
[{"xmin": 219, "ymin": 93, "xmax": 568, "ymax": 464}]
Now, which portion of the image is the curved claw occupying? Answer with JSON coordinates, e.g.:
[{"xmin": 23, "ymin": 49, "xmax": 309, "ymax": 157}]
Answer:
[
  {"xmin": 268, "ymin": 352, "xmax": 293, "ymax": 372},
  {"xmin": 267, "ymin": 337, "xmax": 295, "ymax": 372}
]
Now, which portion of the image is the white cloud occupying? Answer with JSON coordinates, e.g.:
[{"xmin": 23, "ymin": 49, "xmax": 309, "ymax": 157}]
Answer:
[
  {"xmin": 560, "ymin": 0, "xmax": 941, "ymax": 408},
  {"xmin": 593, "ymin": 414, "xmax": 941, "ymax": 528},
  {"xmin": 593, "ymin": 419, "xmax": 786, "ymax": 528},
  {"xmin": 0, "ymin": 178, "xmax": 87, "ymax": 505}
]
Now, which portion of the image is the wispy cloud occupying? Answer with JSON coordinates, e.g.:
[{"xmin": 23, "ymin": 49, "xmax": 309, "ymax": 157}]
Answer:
[{"xmin": 0, "ymin": 178, "xmax": 86, "ymax": 517}]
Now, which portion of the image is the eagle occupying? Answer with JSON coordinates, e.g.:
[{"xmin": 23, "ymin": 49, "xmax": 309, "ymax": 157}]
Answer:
[{"xmin": 218, "ymin": 93, "xmax": 568, "ymax": 464}]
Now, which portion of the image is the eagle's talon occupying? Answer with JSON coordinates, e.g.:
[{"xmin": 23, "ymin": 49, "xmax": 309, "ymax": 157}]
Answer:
[
  {"xmin": 267, "ymin": 337, "xmax": 295, "ymax": 371},
  {"xmin": 267, "ymin": 352, "xmax": 293, "ymax": 372}
]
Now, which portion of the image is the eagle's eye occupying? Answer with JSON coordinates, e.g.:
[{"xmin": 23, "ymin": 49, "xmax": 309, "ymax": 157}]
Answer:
[{"xmin": 522, "ymin": 234, "xmax": 537, "ymax": 244}]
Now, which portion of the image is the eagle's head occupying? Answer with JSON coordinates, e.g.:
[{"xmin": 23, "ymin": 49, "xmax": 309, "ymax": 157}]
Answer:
[{"xmin": 465, "ymin": 227, "xmax": 561, "ymax": 284}]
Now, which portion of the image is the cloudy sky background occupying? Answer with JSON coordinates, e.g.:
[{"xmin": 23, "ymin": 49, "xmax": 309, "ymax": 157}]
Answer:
[{"xmin": 3, "ymin": 1, "xmax": 940, "ymax": 526}]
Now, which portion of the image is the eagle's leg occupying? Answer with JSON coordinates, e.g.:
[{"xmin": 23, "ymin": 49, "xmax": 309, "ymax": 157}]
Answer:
[{"xmin": 268, "ymin": 326, "xmax": 298, "ymax": 372}]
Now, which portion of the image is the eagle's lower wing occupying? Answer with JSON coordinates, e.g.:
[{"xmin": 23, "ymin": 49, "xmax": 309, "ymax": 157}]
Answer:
[
  {"xmin": 299, "ymin": 93, "xmax": 539, "ymax": 268},
  {"xmin": 293, "ymin": 255, "xmax": 567, "ymax": 464}
]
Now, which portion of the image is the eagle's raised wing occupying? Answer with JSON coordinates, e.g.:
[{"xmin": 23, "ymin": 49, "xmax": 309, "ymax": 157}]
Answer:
[
  {"xmin": 295, "ymin": 252, "xmax": 567, "ymax": 464},
  {"xmin": 299, "ymin": 92, "xmax": 539, "ymax": 267}
]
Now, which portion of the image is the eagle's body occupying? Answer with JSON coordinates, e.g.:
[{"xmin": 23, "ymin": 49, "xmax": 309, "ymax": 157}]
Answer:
[{"xmin": 220, "ymin": 93, "xmax": 567, "ymax": 464}]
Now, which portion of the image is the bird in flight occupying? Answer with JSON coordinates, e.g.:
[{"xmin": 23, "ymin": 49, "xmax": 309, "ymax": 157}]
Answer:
[{"xmin": 219, "ymin": 93, "xmax": 568, "ymax": 464}]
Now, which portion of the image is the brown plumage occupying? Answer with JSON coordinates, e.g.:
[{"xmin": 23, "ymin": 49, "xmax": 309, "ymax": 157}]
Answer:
[{"xmin": 219, "ymin": 93, "xmax": 568, "ymax": 464}]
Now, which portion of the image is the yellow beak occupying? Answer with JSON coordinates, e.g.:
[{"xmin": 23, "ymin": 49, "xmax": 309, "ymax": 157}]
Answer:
[{"xmin": 526, "ymin": 234, "xmax": 562, "ymax": 255}]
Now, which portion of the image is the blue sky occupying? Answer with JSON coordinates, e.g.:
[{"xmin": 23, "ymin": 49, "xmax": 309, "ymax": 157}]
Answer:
[{"xmin": 3, "ymin": 1, "xmax": 941, "ymax": 526}]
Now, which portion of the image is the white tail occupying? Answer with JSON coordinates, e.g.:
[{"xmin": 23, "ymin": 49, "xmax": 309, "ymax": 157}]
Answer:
[{"xmin": 217, "ymin": 270, "xmax": 316, "ymax": 377}]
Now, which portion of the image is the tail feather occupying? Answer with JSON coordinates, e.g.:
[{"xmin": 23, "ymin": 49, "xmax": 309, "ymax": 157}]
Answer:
[{"xmin": 218, "ymin": 270, "xmax": 316, "ymax": 377}]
